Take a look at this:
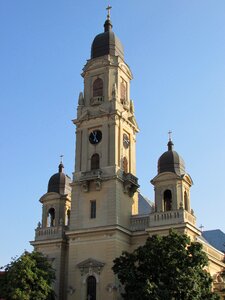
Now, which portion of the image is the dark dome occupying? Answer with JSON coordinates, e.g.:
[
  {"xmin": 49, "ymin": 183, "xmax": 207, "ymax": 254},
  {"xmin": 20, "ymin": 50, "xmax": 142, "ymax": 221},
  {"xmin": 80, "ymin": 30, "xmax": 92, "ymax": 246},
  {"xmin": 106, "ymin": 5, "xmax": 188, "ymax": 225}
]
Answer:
[
  {"xmin": 48, "ymin": 163, "xmax": 71, "ymax": 195},
  {"xmin": 158, "ymin": 140, "xmax": 185, "ymax": 176},
  {"xmin": 91, "ymin": 18, "xmax": 124, "ymax": 59}
]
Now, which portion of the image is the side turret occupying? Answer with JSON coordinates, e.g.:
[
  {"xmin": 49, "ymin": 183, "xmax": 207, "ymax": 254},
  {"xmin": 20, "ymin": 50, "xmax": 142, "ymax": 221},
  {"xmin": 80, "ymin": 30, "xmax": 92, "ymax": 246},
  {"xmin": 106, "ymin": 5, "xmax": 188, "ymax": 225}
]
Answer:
[
  {"xmin": 148, "ymin": 137, "xmax": 199, "ymax": 238},
  {"xmin": 151, "ymin": 138, "xmax": 193, "ymax": 213},
  {"xmin": 38, "ymin": 162, "xmax": 71, "ymax": 230}
]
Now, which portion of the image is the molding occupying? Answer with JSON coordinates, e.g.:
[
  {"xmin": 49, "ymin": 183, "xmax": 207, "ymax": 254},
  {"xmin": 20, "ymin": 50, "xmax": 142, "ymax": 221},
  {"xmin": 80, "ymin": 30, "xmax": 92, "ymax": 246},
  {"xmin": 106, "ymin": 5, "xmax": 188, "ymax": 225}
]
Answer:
[
  {"xmin": 66, "ymin": 224, "xmax": 132, "ymax": 238},
  {"xmin": 30, "ymin": 238, "xmax": 68, "ymax": 247}
]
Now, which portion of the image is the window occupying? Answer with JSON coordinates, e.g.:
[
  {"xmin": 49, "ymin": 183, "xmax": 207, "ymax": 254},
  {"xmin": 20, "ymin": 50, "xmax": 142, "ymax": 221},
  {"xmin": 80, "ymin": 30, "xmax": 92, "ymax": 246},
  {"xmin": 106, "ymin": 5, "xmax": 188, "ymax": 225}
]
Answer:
[
  {"xmin": 93, "ymin": 78, "xmax": 103, "ymax": 97},
  {"xmin": 120, "ymin": 80, "xmax": 127, "ymax": 104},
  {"xmin": 65, "ymin": 209, "xmax": 70, "ymax": 226},
  {"xmin": 164, "ymin": 190, "xmax": 172, "ymax": 211},
  {"xmin": 87, "ymin": 276, "xmax": 96, "ymax": 300},
  {"xmin": 91, "ymin": 153, "xmax": 100, "ymax": 170},
  {"xmin": 123, "ymin": 157, "xmax": 128, "ymax": 173},
  {"xmin": 184, "ymin": 191, "xmax": 188, "ymax": 211},
  {"xmin": 47, "ymin": 208, "xmax": 55, "ymax": 227},
  {"xmin": 90, "ymin": 200, "xmax": 96, "ymax": 219}
]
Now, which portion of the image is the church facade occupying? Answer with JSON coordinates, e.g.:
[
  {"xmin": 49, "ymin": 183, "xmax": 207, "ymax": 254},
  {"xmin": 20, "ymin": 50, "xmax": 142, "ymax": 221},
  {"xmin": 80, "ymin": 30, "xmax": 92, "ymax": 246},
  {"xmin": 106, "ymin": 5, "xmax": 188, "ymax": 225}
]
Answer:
[{"xmin": 31, "ymin": 11, "xmax": 225, "ymax": 300}]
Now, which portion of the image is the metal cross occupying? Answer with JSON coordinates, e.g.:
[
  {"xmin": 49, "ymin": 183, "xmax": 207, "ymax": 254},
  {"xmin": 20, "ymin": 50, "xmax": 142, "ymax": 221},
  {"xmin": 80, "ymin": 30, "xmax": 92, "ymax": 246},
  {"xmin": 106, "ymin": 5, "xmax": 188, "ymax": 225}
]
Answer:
[
  {"xmin": 168, "ymin": 130, "xmax": 172, "ymax": 141},
  {"xmin": 60, "ymin": 154, "xmax": 64, "ymax": 163},
  {"xmin": 106, "ymin": 5, "xmax": 112, "ymax": 20},
  {"xmin": 199, "ymin": 224, "xmax": 204, "ymax": 232}
]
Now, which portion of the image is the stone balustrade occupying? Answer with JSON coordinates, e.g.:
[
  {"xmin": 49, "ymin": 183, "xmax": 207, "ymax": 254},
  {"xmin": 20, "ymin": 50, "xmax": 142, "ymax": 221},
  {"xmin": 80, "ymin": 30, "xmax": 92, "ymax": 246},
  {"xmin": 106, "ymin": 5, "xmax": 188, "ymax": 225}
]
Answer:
[
  {"xmin": 130, "ymin": 214, "xmax": 150, "ymax": 231},
  {"xmin": 35, "ymin": 226, "xmax": 66, "ymax": 240},
  {"xmin": 130, "ymin": 209, "xmax": 196, "ymax": 232},
  {"xmin": 184, "ymin": 210, "xmax": 196, "ymax": 225},
  {"xmin": 79, "ymin": 169, "xmax": 102, "ymax": 181},
  {"xmin": 123, "ymin": 173, "xmax": 139, "ymax": 186},
  {"xmin": 149, "ymin": 209, "xmax": 196, "ymax": 227}
]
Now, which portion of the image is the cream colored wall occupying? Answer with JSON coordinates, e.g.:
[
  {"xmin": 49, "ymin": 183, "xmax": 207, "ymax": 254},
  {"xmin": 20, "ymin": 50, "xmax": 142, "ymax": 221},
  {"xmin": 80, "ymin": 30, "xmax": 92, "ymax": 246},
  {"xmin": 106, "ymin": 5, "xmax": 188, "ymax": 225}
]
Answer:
[
  {"xmin": 152, "ymin": 172, "xmax": 192, "ymax": 213},
  {"xmin": 40, "ymin": 193, "xmax": 71, "ymax": 227},
  {"xmin": 67, "ymin": 229, "xmax": 131, "ymax": 300},
  {"xmin": 31, "ymin": 35, "xmax": 225, "ymax": 300},
  {"xmin": 70, "ymin": 180, "xmax": 137, "ymax": 231},
  {"xmin": 32, "ymin": 242, "xmax": 68, "ymax": 300}
]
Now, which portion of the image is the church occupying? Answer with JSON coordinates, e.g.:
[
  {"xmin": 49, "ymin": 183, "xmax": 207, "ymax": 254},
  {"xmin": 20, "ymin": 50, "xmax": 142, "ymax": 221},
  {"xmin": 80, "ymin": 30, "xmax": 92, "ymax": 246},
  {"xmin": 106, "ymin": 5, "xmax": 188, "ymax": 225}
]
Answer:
[{"xmin": 31, "ymin": 8, "xmax": 225, "ymax": 300}]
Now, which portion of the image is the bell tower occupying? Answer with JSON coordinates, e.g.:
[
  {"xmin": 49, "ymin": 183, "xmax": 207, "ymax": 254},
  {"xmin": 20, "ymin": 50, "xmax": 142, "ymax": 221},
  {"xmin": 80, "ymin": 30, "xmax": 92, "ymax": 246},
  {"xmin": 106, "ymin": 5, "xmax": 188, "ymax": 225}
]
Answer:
[
  {"xmin": 149, "ymin": 136, "xmax": 201, "ymax": 239},
  {"xmin": 70, "ymin": 10, "xmax": 139, "ymax": 231},
  {"xmin": 67, "ymin": 9, "xmax": 139, "ymax": 300},
  {"xmin": 31, "ymin": 161, "xmax": 71, "ymax": 299}
]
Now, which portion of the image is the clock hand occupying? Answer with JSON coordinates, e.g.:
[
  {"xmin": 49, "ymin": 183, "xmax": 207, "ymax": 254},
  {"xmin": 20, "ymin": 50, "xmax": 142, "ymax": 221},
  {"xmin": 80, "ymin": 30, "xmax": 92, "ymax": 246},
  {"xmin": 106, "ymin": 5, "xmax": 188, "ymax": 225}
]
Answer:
[{"xmin": 93, "ymin": 132, "xmax": 98, "ymax": 142}]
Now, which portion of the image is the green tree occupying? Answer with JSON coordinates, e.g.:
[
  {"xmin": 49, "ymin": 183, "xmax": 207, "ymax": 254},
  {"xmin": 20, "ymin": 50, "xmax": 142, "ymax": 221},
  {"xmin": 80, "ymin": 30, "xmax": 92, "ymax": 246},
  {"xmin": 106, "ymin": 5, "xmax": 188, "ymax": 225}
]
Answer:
[
  {"xmin": 113, "ymin": 231, "xmax": 219, "ymax": 300},
  {"xmin": 0, "ymin": 251, "xmax": 55, "ymax": 300}
]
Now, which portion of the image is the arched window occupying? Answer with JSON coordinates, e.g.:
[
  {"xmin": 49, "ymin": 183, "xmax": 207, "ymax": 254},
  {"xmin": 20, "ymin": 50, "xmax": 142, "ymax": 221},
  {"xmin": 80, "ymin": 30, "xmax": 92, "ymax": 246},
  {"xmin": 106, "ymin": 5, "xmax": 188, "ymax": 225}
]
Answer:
[
  {"xmin": 65, "ymin": 209, "xmax": 70, "ymax": 226},
  {"xmin": 164, "ymin": 190, "xmax": 172, "ymax": 211},
  {"xmin": 87, "ymin": 276, "xmax": 96, "ymax": 300},
  {"xmin": 120, "ymin": 81, "xmax": 127, "ymax": 104},
  {"xmin": 91, "ymin": 154, "xmax": 100, "ymax": 170},
  {"xmin": 47, "ymin": 208, "xmax": 55, "ymax": 227},
  {"xmin": 184, "ymin": 191, "xmax": 188, "ymax": 211},
  {"xmin": 93, "ymin": 78, "xmax": 103, "ymax": 97},
  {"xmin": 123, "ymin": 157, "xmax": 128, "ymax": 173}
]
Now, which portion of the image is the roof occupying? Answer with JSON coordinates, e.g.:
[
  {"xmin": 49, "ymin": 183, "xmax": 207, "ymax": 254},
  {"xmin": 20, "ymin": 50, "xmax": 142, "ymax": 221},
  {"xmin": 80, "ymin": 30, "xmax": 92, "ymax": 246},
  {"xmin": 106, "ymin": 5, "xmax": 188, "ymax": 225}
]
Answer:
[
  {"xmin": 138, "ymin": 193, "xmax": 154, "ymax": 214},
  {"xmin": 157, "ymin": 140, "xmax": 186, "ymax": 176},
  {"xmin": 47, "ymin": 163, "xmax": 71, "ymax": 195},
  {"xmin": 91, "ymin": 17, "xmax": 124, "ymax": 60},
  {"xmin": 202, "ymin": 229, "xmax": 225, "ymax": 253}
]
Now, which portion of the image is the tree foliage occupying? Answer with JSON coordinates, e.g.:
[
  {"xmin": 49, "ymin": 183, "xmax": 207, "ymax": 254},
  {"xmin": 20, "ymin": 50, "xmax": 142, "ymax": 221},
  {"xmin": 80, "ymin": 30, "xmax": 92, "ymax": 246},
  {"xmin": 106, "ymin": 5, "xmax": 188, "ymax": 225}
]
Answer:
[
  {"xmin": 0, "ymin": 251, "xmax": 55, "ymax": 300},
  {"xmin": 113, "ymin": 231, "xmax": 219, "ymax": 300}
]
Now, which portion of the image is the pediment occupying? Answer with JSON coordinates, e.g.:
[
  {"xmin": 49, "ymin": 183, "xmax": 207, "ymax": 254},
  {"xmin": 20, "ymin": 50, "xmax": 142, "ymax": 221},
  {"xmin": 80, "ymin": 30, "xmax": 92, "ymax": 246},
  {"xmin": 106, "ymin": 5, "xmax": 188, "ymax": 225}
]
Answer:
[
  {"xmin": 77, "ymin": 109, "xmax": 89, "ymax": 121},
  {"xmin": 181, "ymin": 173, "xmax": 193, "ymax": 185},
  {"xmin": 128, "ymin": 115, "xmax": 139, "ymax": 129},
  {"xmin": 151, "ymin": 172, "xmax": 180, "ymax": 184},
  {"xmin": 39, "ymin": 192, "xmax": 61, "ymax": 203},
  {"xmin": 119, "ymin": 62, "xmax": 133, "ymax": 79},
  {"xmin": 77, "ymin": 258, "xmax": 105, "ymax": 269},
  {"xmin": 83, "ymin": 58, "xmax": 110, "ymax": 73}
]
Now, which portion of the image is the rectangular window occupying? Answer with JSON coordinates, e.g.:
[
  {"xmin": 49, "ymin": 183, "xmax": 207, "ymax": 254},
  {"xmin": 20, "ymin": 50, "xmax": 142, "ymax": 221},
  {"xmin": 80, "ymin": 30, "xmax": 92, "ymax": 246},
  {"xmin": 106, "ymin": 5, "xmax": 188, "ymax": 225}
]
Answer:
[{"xmin": 90, "ymin": 200, "xmax": 96, "ymax": 219}]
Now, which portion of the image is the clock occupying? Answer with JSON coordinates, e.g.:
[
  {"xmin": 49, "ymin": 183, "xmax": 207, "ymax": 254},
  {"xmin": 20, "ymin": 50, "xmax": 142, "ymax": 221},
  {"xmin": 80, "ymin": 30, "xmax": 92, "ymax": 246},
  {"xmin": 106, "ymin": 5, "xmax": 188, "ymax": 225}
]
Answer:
[
  {"xmin": 123, "ymin": 133, "xmax": 130, "ymax": 149},
  {"xmin": 89, "ymin": 130, "xmax": 102, "ymax": 145}
]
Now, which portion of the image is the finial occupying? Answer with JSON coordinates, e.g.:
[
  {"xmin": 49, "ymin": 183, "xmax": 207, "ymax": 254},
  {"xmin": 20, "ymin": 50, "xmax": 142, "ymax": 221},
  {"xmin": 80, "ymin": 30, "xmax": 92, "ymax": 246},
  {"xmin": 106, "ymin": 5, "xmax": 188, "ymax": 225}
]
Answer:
[
  {"xmin": 104, "ymin": 5, "xmax": 113, "ymax": 32},
  {"xmin": 106, "ymin": 5, "xmax": 112, "ymax": 20},
  {"xmin": 78, "ymin": 92, "xmax": 84, "ymax": 105},
  {"xmin": 199, "ymin": 224, "xmax": 204, "ymax": 232},
  {"xmin": 59, "ymin": 155, "xmax": 64, "ymax": 173},
  {"xmin": 167, "ymin": 131, "xmax": 174, "ymax": 151},
  {"xmin": 168, "ymin": 130, "xmax": 172, "ymax": 141}
]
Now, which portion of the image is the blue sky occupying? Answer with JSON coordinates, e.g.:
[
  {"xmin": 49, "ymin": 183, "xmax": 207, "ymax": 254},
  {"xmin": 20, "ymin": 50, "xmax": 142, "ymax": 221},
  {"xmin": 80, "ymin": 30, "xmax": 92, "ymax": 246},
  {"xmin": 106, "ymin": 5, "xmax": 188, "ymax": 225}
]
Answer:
[{"xmin": 1, "ymin": 1, "xmax": 225, "ymax": 266}]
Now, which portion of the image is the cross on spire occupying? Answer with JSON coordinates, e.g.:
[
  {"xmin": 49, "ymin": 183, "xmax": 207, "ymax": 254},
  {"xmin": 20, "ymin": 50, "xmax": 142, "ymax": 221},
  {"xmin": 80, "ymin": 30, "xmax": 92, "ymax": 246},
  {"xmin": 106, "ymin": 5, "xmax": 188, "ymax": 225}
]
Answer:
[
  {"xmin": 106, "ymin": 4, "xmax": 112, "ymax": 20},
  {"xmin": 168, "ymin": 130, "xmax": 172, "ymax": 141},
  {"xmin": 199, "ymin": 224, "xmax": 204, "ymax": 232},
  {"xmin": 58, "ymin": 155, "xmax": 64, "ymax": 173},
  {"xmin": 167, "ymin": 130, "xmax": 174, "ymax": 151}
]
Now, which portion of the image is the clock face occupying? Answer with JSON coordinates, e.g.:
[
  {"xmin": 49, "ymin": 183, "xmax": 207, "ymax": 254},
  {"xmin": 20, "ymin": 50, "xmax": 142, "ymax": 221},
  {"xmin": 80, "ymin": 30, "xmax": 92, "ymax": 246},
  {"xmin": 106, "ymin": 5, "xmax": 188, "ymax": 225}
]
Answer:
[
  {"xmin": 123, "ymin": 133, "xmax": 130, "ymax": 149},
  {"xmin": 89, "ymin": 130, "xmax": 102, "ymax": 145}
]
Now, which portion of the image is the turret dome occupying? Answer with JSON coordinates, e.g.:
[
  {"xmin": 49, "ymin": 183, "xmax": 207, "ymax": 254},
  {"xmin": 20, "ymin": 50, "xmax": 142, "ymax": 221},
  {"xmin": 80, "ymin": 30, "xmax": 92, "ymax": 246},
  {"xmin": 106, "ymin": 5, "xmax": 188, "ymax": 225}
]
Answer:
[
  {"xmin": 158, "ymin": 139, "xmax": 185, "ymax": 176},
  {"xmin": 47, "ymin": 163, "xmax": 71, "ymax": 195},
  {"xmin": 91, "ymin": 13, "xmax": 124, "ymax": 59}
]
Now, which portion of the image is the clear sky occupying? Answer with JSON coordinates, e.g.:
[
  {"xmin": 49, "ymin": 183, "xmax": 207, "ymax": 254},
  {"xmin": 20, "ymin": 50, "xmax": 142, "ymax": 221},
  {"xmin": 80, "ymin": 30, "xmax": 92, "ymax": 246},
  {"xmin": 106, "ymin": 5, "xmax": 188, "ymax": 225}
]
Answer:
[{"xmin": 1, "ymin": 1, "xmax": 225, "ymax": 267}]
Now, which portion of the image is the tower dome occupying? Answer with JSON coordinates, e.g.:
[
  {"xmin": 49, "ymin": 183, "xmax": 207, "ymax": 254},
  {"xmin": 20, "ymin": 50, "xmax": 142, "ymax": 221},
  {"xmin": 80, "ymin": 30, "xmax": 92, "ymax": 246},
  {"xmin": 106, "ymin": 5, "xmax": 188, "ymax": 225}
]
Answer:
[
  {"xmin": 91, "ymin": 10, "xmax": 124, "ymax": 59},
  {"xmin": 158, "ymin": 139, "xmax": 185, "ymax": 176},
  {"xmin": 47, "ymin": 163, "xmax": 71, "ymax": 195}
]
